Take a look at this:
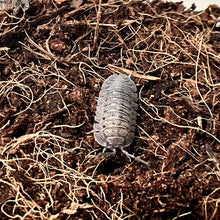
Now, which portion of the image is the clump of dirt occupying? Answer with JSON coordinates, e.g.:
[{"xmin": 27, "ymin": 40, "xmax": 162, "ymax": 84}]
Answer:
[{"xmin": 0, "ymin": 0, "xmax": 220, "ymax": 219}]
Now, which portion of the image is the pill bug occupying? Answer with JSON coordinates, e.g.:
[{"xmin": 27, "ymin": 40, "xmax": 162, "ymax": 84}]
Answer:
[{"xmin": 93, "ymin": 74, "xmax": 148, "ymax": 166}]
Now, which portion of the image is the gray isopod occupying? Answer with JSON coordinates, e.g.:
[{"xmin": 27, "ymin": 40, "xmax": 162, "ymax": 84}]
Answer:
[{"xmin": 93, "ymin": 74, "xmax": 148, "ymax": 165}]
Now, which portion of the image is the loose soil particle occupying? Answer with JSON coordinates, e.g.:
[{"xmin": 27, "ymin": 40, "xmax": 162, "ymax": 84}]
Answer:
[{"xmin": 0, "ymin": 0, "xmax": 220, "ymax": 219}]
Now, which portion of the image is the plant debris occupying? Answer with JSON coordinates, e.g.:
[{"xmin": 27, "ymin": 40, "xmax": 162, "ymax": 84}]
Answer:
[{"xmin": 0, "ymin": 0, "xmax": 220, "ymax": 219}]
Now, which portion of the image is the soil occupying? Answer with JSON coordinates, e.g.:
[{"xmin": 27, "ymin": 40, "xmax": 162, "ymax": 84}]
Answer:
[{"xmin": 0, "ymin": 0, "xmax": 220, "ymax": 219}]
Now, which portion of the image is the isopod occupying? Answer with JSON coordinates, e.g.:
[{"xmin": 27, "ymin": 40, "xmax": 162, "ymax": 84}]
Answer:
[{"xmin": 94, "ymin": 74, "xmax": 148, "ymax": 166}]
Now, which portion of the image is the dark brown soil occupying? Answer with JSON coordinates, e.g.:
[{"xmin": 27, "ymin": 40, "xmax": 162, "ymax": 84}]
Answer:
[{"xmin": 0, "ymin": 0, "xmax": 220, "ymax": 219}]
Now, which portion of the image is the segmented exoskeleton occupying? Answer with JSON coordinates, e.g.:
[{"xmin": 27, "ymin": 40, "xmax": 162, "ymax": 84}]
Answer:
[{"xmin": 93, "ymin": 74, "xmax": 148, "ymax": 165}]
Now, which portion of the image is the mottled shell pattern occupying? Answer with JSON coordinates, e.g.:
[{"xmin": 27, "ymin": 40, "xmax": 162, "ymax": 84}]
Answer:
[{"xmin": 94, "ymin": 74, "xmax": 138, "ymax": 148}]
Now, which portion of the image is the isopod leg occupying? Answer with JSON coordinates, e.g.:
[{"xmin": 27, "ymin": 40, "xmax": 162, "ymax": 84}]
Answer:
[
  {"xmin": 95, "ymin": 147, "xmax": 116, "ymax": 161},
  {"xmin": 102, "ymin": 147, "xmax": 116, "ymax": 156},
  {"xmin": 120, "ymin": 147, "xmax": 149, "ymax": 167}
]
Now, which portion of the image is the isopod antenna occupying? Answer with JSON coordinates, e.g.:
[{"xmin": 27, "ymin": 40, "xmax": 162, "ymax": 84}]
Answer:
[{"xmin": 120, "ymin": 147, "xmax": 150, "ymax": 167}]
